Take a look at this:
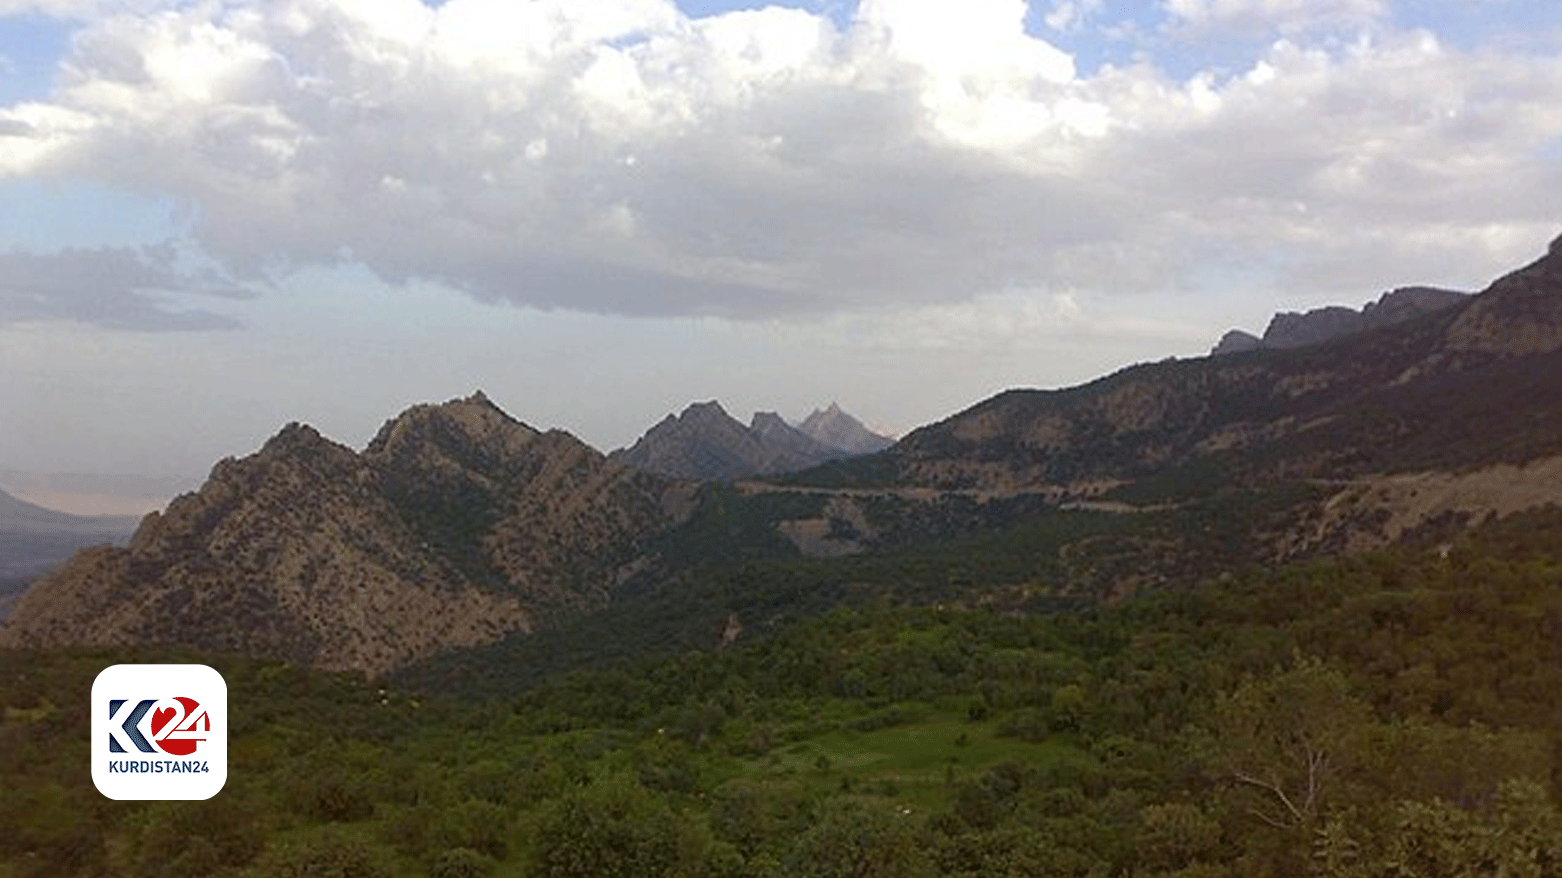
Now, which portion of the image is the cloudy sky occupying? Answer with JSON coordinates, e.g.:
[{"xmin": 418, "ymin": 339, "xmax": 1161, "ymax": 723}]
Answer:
[{"xmin": 2, "ymin": 0, "xmax": 1560, "ymax": 511}]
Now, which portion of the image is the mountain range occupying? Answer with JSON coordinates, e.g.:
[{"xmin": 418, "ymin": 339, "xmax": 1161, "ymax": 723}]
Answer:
[
  {"xmin": 609, "ymin": 400, "xmax": 893, "ymax": 481},
  {"xmin": 4, "ymin": 233, "xmax": 1561, "ymax": 676},
  {"xmin": 0, "ymin": 395, "xmax": 692, "ymax": 672}
]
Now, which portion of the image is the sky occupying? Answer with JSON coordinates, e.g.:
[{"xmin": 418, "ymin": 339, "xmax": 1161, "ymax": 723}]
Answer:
[{"xmin": 1, "ymin": 0, "xmax": 1560, "ymax": 512}]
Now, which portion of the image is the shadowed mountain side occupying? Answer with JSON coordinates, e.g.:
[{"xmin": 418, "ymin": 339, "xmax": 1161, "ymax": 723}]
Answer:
[
  {"xmin": 1212, "ymin": 286, "xmax": 1469, "ymax": 354},
  {"xmin": 0, "ymin": 393, "xmax": 693, "ymax": 674}
]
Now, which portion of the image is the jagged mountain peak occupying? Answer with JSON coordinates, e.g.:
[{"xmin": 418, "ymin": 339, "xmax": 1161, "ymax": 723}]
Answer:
[
  {"xmin": 797, "ymin": 403, "xmax": 895, "ymax": 455},
  {"xmin": 261, "ymin": 421, "xmax": 332, "ymax": 453},
  {"xmin": 750, "ymin": 412, "xmax": 843, "ymax": 460},
  {"xmin": 1212, "ymin": 286, "xmax": 1469, "ymax": 356},
  {"xmin": 366, "ymin": 392, "xmax": 542, "ymax": 470},
  {"xmin": 679, "ymin": 400, "xmax": 735, "ymax": 424},
  {"xmin": 210, "ymin": 422, "xmax": 359, "ymax": 493},
  {"xmin": 750, "ymin": 410, "xmax": 791, "ymax": 433},
  {"xmin": 613, "ymin": 400, "xmax": 865, "ymax": 481}
]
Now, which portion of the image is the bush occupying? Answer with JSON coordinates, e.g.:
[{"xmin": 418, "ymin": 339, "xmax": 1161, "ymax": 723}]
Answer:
[
  {"xmin": 130, "ymin": 794, "xmax": 265, "ymax": 877},
  {"xmin": 783, "ymin": 798, "xmax": 935, "ymax": 878},
  {"xmin": 289, "ymin": 764, "xmax": 375, "ymax": 823},
  {"xmin": 259, "ymin": 831, "xmax": 393, "ymax": 878},
  {"xmin": 996, "ymin": 708, "xmax": 1049, "ymax": 743},
  {"xmin": 527, "ymin": 776, "xmax": 709, "ymax": 878},
  {"xmin": 429, "ymin": 847, "xmax": 494, "ymax": 878}
]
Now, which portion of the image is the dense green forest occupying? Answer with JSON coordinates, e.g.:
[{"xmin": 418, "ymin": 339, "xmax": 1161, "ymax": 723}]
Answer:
[
  {"xmin": 407, "ymin": 480, "xmax": 1323, "ymax": 690},
  {"xmin": 5, "ymin": 507, "xmax": 1562, "ymax": 877}
]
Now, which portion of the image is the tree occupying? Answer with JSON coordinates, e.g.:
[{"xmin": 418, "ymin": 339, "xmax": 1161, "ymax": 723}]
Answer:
[
  {"xmin": 429, "ymin": 847, "xmax": 494, "ymax": 878},
  {"xmin": 1210, "ymin": 656, "xmax": 1372, "ymax": 831},
  {"xmin": 1137, "ymin": 802, "xmax": 1222, "ymax": 872},
  {"xmin": 784, "ymin": 798, "xmax": 936, "ymax": 878},
  {"xmin": 526, "ymin": 775, "xmax": 709, "ymax": 878}
]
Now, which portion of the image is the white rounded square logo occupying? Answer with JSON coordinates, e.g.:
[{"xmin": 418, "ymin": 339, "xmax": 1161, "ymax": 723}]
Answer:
[{"xmin": 91, "ymin": 664, "xmax": 228, "ymax": 800}]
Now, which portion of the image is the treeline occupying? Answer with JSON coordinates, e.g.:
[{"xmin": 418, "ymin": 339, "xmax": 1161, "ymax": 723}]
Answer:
[{"xmin": 4, "ymin": 508, "xmax": 1562, "ymax": 876}]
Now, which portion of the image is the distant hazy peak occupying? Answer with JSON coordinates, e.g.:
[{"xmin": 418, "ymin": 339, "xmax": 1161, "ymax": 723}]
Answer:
[
  {"xmin": 750, "ymin": 410, "xmax": 795, "ymax": 435},
  {"xmin": 0, "ymin": 486, "xmax": 142, "ymax": 534},
  {"xmin": 680, "ymin": 400, "xmax": 735, "ymax": 422},
  {"xmin": 797, "ymin": 403, "xmax": 895, "ymax": 455},
  {"xmin": 612, "ymin": 399, "xmax": 881, "ymax": 481}
]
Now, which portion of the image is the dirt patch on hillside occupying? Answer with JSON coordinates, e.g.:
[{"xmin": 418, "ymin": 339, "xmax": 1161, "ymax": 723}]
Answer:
[{"xmin": 1300, "ymin": 456, "xmax": 1562, "ymax": 553}]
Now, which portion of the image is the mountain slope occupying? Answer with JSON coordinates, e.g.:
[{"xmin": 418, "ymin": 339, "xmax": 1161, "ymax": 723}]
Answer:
[
  {"xmin": 860, "ymin": 235, "xmax": 1562, "ymax": 495},
  {"xmin": 0, "ymin": 393, "xmax": 690, "ymax": 673}
]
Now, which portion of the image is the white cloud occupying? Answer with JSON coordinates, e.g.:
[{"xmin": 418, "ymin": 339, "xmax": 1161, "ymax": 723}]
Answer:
[
  {"xmin": 1043, "ymin": 0, "xmax": 1102, "ymax": 33},
  {"xmin": 1162, "ymin": 0, "xmax": 1388, "ymax": 37},
  {"xmin": 1, "ymin": 0, "xmax": 1559, "ymax": 326},
  {"xmin": 0, "ymin": 0, "xmax": 173, "ymax": 18}
]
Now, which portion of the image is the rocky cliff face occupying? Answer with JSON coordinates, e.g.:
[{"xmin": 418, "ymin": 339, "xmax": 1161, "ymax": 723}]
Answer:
[
  {"xmin": 0, "ymin": 393, "xmax": 689, "ymax": 674},
  {"xmin": 611, "ymin": 401, "xmax": 851, "ymax": 481}
]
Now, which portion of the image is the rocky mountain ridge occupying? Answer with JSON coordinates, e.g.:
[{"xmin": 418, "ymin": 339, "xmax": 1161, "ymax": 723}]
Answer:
[
  {"xmin": 0, "ymin": 393, "xmax": 690, "ymax": 674},
  {"xmin": 867, "ymin": 235, "xmax": 1561, "ymax": 496},
  {"xmin": 1212, "ymin": 285, "xmax": 1469, "ymax": 355}
]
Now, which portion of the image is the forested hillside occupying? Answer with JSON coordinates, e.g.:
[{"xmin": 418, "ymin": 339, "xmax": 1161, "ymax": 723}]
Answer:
[{"xmin": 7, "ymin": 507, "xmax": 1562, "ymax": 877}]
